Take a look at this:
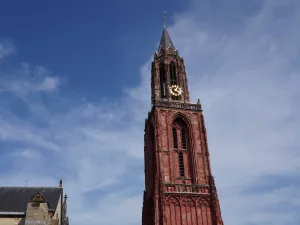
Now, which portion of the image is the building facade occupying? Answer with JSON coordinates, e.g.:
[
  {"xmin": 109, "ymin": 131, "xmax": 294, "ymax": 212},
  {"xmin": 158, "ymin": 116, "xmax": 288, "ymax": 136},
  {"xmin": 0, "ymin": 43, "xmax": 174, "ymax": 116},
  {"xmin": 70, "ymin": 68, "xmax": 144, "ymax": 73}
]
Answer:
[
  {"xmin": 0, "ymin": 180, "xmax": 69, "ymax": 225},
  {"xmin": 142, "ymin": 26, "xmax": 224, "ymax": 225}
]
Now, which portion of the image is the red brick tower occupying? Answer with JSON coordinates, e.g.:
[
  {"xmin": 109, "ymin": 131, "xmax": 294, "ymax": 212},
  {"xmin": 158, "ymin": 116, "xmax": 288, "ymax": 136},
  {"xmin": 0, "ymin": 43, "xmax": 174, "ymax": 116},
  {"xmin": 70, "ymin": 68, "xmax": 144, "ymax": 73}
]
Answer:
[{"xmin": 142, "ymin": 25, "xmax": 224, "ymax": 225}]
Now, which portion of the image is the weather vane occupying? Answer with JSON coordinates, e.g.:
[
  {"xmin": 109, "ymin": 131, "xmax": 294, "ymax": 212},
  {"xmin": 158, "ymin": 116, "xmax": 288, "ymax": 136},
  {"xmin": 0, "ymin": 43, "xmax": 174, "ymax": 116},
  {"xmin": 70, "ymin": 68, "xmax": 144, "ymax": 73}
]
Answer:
[{"xmin": 163, "ymin": 11, "xmax": 167, "ymax": 27}]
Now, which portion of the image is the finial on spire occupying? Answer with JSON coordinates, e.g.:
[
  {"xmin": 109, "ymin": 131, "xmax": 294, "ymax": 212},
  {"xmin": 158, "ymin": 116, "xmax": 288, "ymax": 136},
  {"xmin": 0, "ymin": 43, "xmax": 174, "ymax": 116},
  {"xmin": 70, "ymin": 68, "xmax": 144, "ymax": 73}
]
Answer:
[
  {"xmin": 163, "ymin": 11, "xmax": 167, "ymax": 27},
  {"xmin": 59, "ymin": 179, "xmax": 62, "ymax": 188},
  {"xmin": 64, "ymin": 194, "xmax": 68, "ymax": 202},
  {"xmin": 158, "ymin": 12, "xmax": 175, "ymax": 51}
]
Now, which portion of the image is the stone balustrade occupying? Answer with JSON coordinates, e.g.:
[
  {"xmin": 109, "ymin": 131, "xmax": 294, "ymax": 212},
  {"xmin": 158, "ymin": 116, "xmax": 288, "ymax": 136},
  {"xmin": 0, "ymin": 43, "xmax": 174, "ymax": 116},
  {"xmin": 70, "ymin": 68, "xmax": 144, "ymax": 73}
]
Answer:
[
  {"xmin": 163, "ymin": 183, "xmax": 210, "ymax": 194},
  {"xmin": 154, "ymin": 100, "xmax": 202, "ymax": 111}
]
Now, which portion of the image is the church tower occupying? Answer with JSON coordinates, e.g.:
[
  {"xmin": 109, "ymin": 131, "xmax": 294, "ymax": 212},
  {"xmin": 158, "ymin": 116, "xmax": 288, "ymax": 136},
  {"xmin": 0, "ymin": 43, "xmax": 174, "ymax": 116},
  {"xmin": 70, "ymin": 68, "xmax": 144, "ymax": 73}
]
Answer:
[{"xmin": 142, "ymin": 25, "xmax": 224, "ymax": 225}]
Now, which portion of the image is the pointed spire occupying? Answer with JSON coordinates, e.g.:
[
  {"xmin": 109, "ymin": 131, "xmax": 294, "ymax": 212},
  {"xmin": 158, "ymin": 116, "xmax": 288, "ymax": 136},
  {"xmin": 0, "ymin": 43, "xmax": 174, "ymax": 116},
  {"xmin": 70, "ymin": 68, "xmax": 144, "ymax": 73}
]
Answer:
[
  {"xmin": 158, "ymin": 12, "xmax": 175, "ymax": 51},
  {"xmin": 159, "ymin": 27, "xmax": 175, "ymax": 50}
]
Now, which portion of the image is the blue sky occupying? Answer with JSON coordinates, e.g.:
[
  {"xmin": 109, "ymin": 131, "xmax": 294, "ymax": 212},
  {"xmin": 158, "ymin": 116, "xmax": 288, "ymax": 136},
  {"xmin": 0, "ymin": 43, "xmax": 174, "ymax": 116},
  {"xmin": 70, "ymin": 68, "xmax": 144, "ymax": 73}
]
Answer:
[
  {"xmin": 0, "ymin": 1, "xmax": 300, "ymax": 225},
  {"xmin": 0, "ymin": 0, "xmax": 188, "ymax": 100}
]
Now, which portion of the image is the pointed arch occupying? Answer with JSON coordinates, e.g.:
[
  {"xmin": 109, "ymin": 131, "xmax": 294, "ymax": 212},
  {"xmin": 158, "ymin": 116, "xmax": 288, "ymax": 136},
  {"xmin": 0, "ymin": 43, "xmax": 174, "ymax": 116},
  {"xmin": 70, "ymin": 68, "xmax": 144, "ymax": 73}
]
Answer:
[
  {"xmin": 170, "ymin": 113, "xmax": 193, "ymax": 149},
  {"xmin": 170, "ymin": 61, "xmax": 177, "ymax": 85},
  {"xmin": 172, "ymin": 118, "xmax": 189, "ymax": 150},
  {"xmin": 165, "ymin": 195, "xmax": 180, "ymax": 207},
  {"xmin": 170, "ymin": 113, "xmax": 193, "ymax": 129},
  {"xmin": 171, "ymin": 113, "xmax": 194, "ymax": 179}
]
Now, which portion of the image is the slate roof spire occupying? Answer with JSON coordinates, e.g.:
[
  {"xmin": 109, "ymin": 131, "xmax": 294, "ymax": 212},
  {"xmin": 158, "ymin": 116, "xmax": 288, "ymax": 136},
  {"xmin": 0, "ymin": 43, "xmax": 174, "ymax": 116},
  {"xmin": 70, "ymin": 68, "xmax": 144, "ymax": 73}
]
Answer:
[
  {"xmin": 158, "ymin": 27, "xmax": 175, "ymax": 50},
  {"xmin": 158, "ymin": 12, "xmax": 175, "ymax": 51}
]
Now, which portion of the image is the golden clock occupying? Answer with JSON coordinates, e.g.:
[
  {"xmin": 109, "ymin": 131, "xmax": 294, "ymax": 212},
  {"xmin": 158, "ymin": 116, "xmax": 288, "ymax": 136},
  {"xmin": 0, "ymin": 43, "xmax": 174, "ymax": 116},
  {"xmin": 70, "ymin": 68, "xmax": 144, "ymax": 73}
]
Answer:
[{"xmin": 169, "ymin": 85, "xmax": 182, "ymax": 96}]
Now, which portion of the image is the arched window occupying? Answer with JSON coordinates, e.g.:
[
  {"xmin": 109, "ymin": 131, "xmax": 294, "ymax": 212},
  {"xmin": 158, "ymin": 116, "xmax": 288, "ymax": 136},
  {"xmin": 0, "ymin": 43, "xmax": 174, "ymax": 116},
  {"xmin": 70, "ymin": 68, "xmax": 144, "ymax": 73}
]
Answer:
[
  {"xmin": 170, "ymin": 62, "xmax": 177, "ymax": 85},
  {"xmin": 159, "ymin": 63, "xmax": 166, "ymax": 98},
  {"xmin": 173, "ymin": 119, "xmax": 188, "ymax": 150},
  {"xmin": 172, "ymin": 117, "xmax": 190, "ymax": 178},
  {"xmin": 178, "ymin": 152, "xmax": 185, "ymax": 177}
]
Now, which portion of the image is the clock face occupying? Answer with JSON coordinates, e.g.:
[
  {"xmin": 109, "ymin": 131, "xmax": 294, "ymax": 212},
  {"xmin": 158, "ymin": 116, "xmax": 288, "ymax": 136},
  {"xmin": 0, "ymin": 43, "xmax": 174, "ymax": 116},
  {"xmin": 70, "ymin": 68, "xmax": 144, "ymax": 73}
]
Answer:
[{"xmin": 169, "ymin": 85, "xmax": 183, "ymax": 96}]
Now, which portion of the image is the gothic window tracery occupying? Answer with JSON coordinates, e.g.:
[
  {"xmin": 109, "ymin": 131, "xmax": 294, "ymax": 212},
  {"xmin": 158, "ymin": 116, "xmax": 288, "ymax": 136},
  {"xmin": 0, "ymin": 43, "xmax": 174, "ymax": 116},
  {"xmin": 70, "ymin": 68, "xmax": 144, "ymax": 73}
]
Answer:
[
  {"xmin": 165, "ymin": 196, "xmax": 180, "ymax": 207},
  {"xmin": 172, "ymin": 118, "xmax": 188, "ymax": 150},
  {"xmin": 181, "ymin": 197, "xmax": 196, "ymax": 207},
  {"xmin": 172, "ymin": 117, "xmax": 190, "ymax": 178}
]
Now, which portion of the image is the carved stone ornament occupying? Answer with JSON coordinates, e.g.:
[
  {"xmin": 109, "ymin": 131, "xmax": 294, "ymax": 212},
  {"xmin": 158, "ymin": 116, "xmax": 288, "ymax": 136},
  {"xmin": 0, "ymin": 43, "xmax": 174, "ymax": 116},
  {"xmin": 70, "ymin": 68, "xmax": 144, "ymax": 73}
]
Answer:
[
  {"xmin": 181, "ymin": 197, "xmax": 196, "ymax": 207},
  {"xmin": 195, "ymin": 196, "xmax": 211, "ymax": 207},
  {"xmin": 165, "ymin": 196, "xmax": 180, "ymax": 207}
]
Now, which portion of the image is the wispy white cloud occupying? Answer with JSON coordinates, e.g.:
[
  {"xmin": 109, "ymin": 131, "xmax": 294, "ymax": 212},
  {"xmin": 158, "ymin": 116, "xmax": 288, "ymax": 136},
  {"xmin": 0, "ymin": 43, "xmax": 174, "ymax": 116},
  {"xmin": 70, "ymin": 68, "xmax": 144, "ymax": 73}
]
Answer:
[
  {"xmin": 166, "ymin": 1, "xmax": 300, "ymax": 224},
  {"xmin": 10, "ymin": 148, "xmax": 41, "ymax": 160},
  {"xmin": 0, "ymin": 41, "xmax": 15, "ymax": 60},
  {"xmin": 0, "ymin": 63, "xmax": 60, "ymax": 96},
  {"xmin": 0, "ymin": 117, "xmax": 60, "ymax": 152},
  {"xmin": 0, "ymin": 1, "xmax": 299, "ymax": 225}
]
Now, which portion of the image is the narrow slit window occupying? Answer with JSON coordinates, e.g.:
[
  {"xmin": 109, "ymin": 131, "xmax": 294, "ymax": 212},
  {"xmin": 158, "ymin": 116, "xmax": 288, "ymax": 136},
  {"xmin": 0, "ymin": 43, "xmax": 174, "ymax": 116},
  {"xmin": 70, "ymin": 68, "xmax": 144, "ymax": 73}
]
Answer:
[
  {"xmin": 160, "ymin": 63, "xmax": 166, "ymax": 98},
  {"xmin": 170, "ymin": 62, "xmax": 177, "ymax": 85},
  {"xmin": 181, "ymin": 127, "xmax": 187, "ymax": 149},
  {"xmin": 178, "ymin": 152, "xmax": 185, "ymax": 177},
  {"xmin": 173, "ymin": 127, "xmax": 178, "ymax": 149}
]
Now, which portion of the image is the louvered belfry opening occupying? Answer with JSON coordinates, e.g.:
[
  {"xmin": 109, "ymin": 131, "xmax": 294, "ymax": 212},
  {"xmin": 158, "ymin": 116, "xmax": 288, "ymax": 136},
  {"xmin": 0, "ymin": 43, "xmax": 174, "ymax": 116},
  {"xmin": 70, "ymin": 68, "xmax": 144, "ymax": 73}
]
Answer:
[{"xmin": 178, "ymin": 152, "xmax": 185, "ymax": 177}]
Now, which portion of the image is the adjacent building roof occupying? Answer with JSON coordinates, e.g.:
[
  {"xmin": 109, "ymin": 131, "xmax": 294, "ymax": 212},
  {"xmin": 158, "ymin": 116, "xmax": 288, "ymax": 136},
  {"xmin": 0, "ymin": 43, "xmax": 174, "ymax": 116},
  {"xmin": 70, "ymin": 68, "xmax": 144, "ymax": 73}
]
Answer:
[
  {"xmin": 0, "ymin": 187, "xmax": 62, "ymax": 213},
  {"xmin": 158, "ymin": 26, "xmax": 175, "ymax": 50}
]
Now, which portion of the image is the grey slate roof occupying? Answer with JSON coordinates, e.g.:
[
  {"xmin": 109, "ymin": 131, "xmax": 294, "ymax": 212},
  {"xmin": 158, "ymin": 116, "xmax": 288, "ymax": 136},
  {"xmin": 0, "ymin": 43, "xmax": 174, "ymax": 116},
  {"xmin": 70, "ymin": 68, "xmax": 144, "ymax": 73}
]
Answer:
[
  {"xmin": 158, "ymin": 27, "xmax": 175, "ymax": 50},
  {"xmin": 0, "ymin": 187, "xmax": 62, "ymax": 213}
]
